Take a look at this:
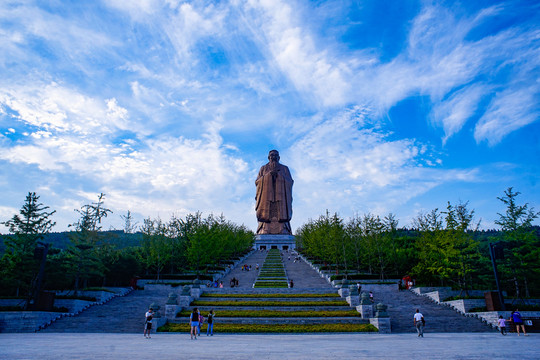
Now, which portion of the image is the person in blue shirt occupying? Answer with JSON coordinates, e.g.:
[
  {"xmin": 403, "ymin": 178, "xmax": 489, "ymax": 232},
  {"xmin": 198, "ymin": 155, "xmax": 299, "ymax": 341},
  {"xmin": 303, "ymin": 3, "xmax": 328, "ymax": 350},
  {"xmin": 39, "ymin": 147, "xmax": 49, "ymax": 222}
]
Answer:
[{"xmin": 511, "ymin": 309, "xmax": 528, "ymax": 336}]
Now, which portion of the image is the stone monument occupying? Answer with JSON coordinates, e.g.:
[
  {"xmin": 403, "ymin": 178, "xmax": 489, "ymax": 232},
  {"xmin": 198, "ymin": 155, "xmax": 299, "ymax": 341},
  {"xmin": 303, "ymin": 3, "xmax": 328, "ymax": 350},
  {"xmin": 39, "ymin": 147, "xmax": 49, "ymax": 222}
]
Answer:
[{"xmin": 254, "ymin": 150, "xmax": 295, "ymax": 250}]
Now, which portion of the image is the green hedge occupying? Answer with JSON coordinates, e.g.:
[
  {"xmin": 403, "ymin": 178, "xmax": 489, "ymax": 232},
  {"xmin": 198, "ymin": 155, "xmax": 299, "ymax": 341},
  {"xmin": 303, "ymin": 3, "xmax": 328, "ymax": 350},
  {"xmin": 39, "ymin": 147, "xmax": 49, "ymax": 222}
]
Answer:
[
  {"xmin": 330, "ymin": 274, "xmax": 401, "ymax": 281},
  {"xmin": 253, "ymin": 283, "xmax": 289, "ymax": 288},
  {"xmin": 191, "ymin": 300, "xmax": 349, "ymax": 306},
  {"xmin": 200, "ymin": 293, "xmax": 340, "ymax": 298},
  {"xmin": 159, "ymin": 323, "xmax": 377, "ymax": 333},
  {"xmin": 177, "ymin": 309, "xmax": 360, "ymax": 317}
]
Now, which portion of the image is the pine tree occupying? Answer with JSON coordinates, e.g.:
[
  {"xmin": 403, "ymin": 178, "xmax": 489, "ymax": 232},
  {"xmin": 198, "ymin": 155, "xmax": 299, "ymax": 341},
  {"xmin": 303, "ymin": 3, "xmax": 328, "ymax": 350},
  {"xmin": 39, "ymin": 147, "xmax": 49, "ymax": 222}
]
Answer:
[{"xmin": 1, "ymin": 192, "xmax": 56, "ymax": 302}]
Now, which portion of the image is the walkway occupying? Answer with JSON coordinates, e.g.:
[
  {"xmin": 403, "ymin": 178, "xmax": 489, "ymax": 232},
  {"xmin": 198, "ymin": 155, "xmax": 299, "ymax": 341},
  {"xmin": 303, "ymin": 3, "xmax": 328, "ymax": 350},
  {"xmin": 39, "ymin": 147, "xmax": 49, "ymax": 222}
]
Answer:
[
  {"xmin": 220, "ymin": 250, "xmax": 332, "ymax": 289},
  {"xmin": 1, "ymin": 333, "xmax": 538, "ymax": 359}
]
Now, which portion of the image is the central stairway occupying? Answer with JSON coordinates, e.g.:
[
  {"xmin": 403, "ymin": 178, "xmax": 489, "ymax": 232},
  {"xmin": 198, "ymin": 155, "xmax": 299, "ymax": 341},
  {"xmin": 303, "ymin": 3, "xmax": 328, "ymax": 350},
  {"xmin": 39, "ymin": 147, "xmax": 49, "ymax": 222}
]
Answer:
[
  {"xmin": 39, "ymin": 249, "xmax": 494, "ymax": 333},
  {"xmin": 167, "ymin": 249, "xmax": 372, "ymax": 333}
]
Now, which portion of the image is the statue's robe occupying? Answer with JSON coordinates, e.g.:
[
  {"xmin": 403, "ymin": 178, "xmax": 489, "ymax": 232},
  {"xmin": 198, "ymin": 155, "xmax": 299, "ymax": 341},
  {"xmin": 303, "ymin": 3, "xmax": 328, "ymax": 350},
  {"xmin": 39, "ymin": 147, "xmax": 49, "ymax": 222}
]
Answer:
[{"xmin": 255, "ymin": 162, "xmax": 293, "ymax": 235}]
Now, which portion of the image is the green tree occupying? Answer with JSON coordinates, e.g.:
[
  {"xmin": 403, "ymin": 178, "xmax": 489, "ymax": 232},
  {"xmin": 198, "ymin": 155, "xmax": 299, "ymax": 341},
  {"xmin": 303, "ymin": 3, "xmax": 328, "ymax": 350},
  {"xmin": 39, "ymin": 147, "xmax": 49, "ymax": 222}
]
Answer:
[
  {"xmin": 495, "ymin": 187, "xmax": 540, "ymax": 297},
  {"xmin": 1, "ymin": 192, "xmax": 55, "ymax": 303},
  {"xmin": 67, "ymin": 193, "xmax": 112, "ymax": 295},
  {"xmin": 411, "ymin": 209, "xmax": 445, "ymax": 285},
  {"xmin": 139, "ymin": 217, "xmax": 171, "ymax": 282}
]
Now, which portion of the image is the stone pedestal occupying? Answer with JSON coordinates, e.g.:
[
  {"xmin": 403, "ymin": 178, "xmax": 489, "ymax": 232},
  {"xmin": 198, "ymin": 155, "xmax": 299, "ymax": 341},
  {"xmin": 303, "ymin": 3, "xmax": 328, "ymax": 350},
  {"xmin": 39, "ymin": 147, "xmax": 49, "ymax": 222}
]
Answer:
[
  {"xmin": 165, "ymin": 293, "xmax": 179, "ymax": 319},
  {"xmin": 370, "ymin": 317, "xmax": 391, "ymax": 333},
  {"xmin": 178, "ymin": 296, "xmax": 191, "ymax": 307},
  {"xmin": 165, "ymin": 304, "xmax": 180, "ymax": 319},
  {"xmin": 190, "ymin": 279, "xmax": 201, "ymax": 299},
  {"xmin": 356, "ymin": 304, "xmax": 373, "ymax": 318},
  {"xmin": 346, "ymin": 295, "xmax": 360, "ymax": 306},
  {"xmin": 190, "ymin": 288, "xmax": 201, "ymax": 299},
  {"xmin": 338, "ymin": 279, "xmax": 350, "ymax": 297},
  {"xmin": 346, "ymin": 285, "xmax": 359, "ymax": 305},
  {"xmin": 254, "ymin": 234, "xmax": 295, "ymax": 250}
]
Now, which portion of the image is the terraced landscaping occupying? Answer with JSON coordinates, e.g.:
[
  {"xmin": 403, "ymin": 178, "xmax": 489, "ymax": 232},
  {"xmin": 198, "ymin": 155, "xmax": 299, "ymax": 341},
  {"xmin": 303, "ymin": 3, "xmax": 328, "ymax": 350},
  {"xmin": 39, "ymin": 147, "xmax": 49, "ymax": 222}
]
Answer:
[
  {"xmin": 191, "ymin": 299, "xmax": 349, "ymax": 306},
  {"xmin": 161, "ymin": 249, "xmax": 376, "ymax": 334},
  {"xmin": 254, "ymin": 249, "xmax": 288, "ymax": 288},
  {"xmin": 199, "ymin": 293, "xmax": 341, "ymax": 298},
  {"xmin": 177, "ymin": 309, "xmax": 361, "ymax": 317},
  {"xmin": 160, "ymin": 323, "xmax": 377, "ymax": 333}
]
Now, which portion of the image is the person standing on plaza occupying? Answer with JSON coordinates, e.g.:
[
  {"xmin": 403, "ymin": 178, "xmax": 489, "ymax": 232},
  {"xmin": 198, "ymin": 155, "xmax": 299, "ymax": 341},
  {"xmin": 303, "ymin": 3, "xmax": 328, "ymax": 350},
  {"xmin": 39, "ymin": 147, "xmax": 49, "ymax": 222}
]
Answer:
[
  {"xmin": 498, "ymin": 315, "xmax": 507, "ymax": 335},
  {"xmin": 413, "ymin": 309, "xmax": 424, "ymax": 337},
  {"xmin": 511, "ymin": 309, "xmax": 528, "ymax": 336},
  {"xmin": 190, "ymin": 308, "xmax": 200, "ymax": 340},
  {"xmin": 206, "ymin": 309, "xmax": 215, "ymax": 336},
  {"xmin": 143, "ymin": 307, "xmax": 154, "ymax": 339},
  {"xmin": 198, "ymin": 312, "xmax": 204, "ymax": 336}
]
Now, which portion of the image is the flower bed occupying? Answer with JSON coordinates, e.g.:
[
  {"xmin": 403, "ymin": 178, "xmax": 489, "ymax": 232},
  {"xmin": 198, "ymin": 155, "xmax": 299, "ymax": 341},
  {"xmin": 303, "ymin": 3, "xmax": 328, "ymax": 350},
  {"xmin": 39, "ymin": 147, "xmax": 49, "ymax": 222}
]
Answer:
[
  {"xmin": 191, "ymin": 300, "xmax": 349, "ymax": 306},
  {"xmin": 254, "ymin": 282, "xmax": 289, "ymax": 288},
  {"xmin": 177, "ymin": 309, "xmax": 361, "ymax": 317},
  {"xmin": 159, "ymin": 323, "xmax": 377, "ymax": 333},
  {"xmin": 254, "ymin": 249, "xmax": 288, "ymax": 288},
  {"xmin": 200, "ymin": 293, "xmax": 340, "ymax": 298}
]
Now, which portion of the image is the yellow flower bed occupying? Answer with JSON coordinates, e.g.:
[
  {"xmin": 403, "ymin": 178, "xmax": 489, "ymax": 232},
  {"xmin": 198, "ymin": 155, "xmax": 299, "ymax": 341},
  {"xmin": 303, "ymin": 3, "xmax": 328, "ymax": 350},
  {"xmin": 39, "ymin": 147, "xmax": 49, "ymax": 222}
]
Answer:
[
  {"xmin": 177, "ymin": 309, "xmax": 361, "ymax": 317},
  {"xmin": 159, "ymin": 323, "xmax": 377, "ymax": 333},
  {"xmin": 200, "ymin": 293, "xmax": 340, "ymax": 298},
  {"xmin": 191, "ymin": 300, "xmax": 349, "ymax": 306}
]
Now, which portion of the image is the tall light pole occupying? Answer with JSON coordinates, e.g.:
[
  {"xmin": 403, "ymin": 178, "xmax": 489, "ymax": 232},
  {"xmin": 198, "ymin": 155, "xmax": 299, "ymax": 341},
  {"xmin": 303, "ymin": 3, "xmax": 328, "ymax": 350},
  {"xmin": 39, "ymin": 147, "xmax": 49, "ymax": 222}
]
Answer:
[
  {"xmin": 32, "ymin": 242, "xmax": 49, "ymax": 310},
  {"xmin": 488, "ymin": 242, "xmax": 505, "ymax": 311}
]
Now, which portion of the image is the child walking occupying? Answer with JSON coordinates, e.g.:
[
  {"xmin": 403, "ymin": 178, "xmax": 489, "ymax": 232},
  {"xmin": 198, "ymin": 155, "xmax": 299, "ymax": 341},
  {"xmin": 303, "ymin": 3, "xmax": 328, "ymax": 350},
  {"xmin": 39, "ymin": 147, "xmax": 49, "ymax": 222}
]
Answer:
[{"xmin": 498, "ymin": 315, "xmax": 507, "ymax": 335}]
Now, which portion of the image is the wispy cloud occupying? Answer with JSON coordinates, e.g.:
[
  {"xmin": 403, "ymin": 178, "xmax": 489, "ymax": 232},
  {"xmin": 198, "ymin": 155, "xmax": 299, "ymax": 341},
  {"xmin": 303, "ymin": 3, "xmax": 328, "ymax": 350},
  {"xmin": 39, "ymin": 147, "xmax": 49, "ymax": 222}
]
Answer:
[{"xmin": 0, "ymin": 1, "xmax": 538, "ymax": 231}]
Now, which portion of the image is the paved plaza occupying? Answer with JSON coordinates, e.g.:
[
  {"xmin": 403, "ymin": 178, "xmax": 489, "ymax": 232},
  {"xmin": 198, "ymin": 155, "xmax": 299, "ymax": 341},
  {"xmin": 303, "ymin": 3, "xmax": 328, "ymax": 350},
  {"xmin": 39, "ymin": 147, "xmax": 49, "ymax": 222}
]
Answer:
[{"xmin": 0, "ymin": 332, "xmax": 538, "ymax": 359}]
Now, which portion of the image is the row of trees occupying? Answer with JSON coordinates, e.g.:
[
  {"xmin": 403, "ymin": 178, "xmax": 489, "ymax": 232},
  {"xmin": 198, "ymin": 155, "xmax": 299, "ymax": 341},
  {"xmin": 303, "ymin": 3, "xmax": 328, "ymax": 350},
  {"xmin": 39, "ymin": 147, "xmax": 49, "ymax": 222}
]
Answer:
[
  {"xmin": 0, "ymin": 193, "xmax": 254, "ymax": 303},
  {"xmin": 296, "ymin": 188, "xmax": 540, "ymax": 297}
]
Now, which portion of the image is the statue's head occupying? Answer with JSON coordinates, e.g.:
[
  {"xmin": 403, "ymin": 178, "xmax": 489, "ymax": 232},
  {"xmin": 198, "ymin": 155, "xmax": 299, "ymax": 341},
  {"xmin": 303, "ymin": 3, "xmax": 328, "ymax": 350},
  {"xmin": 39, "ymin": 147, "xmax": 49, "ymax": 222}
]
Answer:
[{"xmin": 268, "ymin": 150, "xmax": 280, "ymax": 163}]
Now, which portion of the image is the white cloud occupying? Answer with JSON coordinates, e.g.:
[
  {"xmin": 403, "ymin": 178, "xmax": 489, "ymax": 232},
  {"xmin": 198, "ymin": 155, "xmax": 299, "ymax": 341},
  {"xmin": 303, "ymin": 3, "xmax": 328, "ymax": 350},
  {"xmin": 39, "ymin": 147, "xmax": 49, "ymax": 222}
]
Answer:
[
  {"xmin": 283, "ymin": 107, "xmax": 480, "ymax": 228},
  {"xmin": 475, "ymin": 87, "xmax": 539, "ymax": 145},
  {"xmin": 0, "ymin": 82, "xmax": 137, "ymax": 135},
  {"xmin": 431, "ymin": 84, "xmax": 487, "ymax": 143},
  {"xmin": 244, "ymin": 0, "xmax": 351, "ymax": 107}
]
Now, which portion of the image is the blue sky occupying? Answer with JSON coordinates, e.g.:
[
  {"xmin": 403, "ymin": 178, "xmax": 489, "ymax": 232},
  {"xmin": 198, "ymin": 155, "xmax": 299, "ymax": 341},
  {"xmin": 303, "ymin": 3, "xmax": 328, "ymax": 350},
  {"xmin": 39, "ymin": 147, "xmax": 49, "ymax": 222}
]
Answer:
[{"xmin": 0, "ymin": 0, "xmax": 539, "ymax": 233}]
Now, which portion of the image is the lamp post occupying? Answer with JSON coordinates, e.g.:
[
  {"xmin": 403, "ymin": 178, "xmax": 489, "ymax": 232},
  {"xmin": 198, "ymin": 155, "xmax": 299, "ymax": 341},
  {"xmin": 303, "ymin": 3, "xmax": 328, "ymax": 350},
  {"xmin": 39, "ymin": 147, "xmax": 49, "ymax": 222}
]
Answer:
[
  {"xmin": 32, "ymin": 242, "xmax": 49, "ymax": 310},
  {"xmin": 488, "ymin": 242, "xmax": 505, "ymax": 311}
]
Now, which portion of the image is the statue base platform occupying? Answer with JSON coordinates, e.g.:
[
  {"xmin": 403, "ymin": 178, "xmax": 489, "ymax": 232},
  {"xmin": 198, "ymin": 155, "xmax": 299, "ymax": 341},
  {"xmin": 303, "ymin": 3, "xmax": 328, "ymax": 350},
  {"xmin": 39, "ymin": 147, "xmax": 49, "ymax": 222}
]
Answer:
[{"xmin": 254, "ymin": 234, "xmax": 296, "ymax": 251}]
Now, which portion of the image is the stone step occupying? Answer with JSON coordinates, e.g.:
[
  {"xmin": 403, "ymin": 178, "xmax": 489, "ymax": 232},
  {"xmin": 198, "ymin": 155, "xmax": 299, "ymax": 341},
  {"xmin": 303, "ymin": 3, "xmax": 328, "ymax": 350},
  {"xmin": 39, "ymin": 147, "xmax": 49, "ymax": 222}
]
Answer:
[{"xmin": 361, "ymin": 284, "xmax": 494, "ymax": 333}]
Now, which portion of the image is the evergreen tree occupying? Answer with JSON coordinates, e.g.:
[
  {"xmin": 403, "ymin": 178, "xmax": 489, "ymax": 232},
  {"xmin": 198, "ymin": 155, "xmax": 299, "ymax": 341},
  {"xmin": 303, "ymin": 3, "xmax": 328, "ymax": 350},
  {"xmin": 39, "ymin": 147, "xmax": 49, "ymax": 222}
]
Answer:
[
  {"xmin": 67, "ymin": 193, "xmax": 111, "ymax": 295},
  {"xmin": 1, "ymin": 192, "xmax": 55, "ymax": 303},
  {"xmin": 495, "ymin": 187, "xmax": 540, "ymax": 297}
]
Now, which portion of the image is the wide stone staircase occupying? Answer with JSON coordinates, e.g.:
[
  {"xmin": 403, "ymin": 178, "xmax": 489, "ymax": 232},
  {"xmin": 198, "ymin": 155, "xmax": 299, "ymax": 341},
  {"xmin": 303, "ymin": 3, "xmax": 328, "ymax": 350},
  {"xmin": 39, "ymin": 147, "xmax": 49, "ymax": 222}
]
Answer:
[
  {"xmin": 41, "ymin": 287, "xmax": 171, "ymax": 333},
  {"xmin": 37, "ymin": 249, "xmax": 494, "ymax": 333},
  {"xmin": 361, "ymin": 283, "xmax": 494, "ymax": 333}
]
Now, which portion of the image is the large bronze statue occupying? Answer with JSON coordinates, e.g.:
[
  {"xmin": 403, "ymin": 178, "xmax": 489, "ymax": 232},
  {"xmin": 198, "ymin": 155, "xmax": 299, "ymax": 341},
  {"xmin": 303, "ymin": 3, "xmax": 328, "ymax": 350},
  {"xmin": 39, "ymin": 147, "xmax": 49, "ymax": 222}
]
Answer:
[{"xmin": 255, "ymin": 150, "xmax": 293, "ymax": 235}]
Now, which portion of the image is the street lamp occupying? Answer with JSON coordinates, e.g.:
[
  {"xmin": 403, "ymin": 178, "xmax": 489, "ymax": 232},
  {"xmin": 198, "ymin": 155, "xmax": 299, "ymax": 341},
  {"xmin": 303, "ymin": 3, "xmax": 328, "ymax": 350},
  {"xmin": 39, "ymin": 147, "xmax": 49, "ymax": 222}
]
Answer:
[{"xmin": 488, "ymin": 242, "xmax": 505, "ymax": 311}]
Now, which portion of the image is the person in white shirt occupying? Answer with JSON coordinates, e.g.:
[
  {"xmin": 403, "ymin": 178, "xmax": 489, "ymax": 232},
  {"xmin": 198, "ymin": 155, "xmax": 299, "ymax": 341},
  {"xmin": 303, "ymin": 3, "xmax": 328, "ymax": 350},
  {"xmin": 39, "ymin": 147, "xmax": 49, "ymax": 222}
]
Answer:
[
  {"xmin": 144, "ymin": 308, "xmax": 154, "ymax": 339},
  {"xmin": 413, "ymin": 309, "xmax": 424, "ymax": 337}
]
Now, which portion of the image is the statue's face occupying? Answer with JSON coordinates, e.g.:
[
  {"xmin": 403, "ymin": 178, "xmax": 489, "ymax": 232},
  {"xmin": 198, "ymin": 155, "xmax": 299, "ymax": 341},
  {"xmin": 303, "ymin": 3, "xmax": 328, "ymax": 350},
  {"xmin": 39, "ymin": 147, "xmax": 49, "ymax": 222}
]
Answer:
[{"xmin": 268, "ymin": 151, "xmax": 280, "ymax": 163}]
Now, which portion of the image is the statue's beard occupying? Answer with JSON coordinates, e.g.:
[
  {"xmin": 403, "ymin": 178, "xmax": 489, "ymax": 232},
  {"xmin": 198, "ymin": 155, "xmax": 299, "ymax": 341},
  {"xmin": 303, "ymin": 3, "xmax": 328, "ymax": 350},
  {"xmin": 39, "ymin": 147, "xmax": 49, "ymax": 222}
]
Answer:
[{"xmin": 269, "ymin": 159, "xmax": 278, "ymax": 170}]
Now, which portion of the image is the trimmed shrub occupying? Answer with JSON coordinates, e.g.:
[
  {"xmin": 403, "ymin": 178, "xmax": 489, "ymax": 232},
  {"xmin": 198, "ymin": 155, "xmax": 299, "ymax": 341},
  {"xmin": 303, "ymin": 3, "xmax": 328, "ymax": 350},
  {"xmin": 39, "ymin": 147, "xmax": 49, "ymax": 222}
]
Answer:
[
  {"xmin": 159, "ymin": 323, "xmax": 377, "ymax": 333},
  {"xmin": 191, "ymin": 300, "xmax": 349, "ymax": 306},
  {"xmin": 177, "ymin": 309, "xmax": 361, "ymax": 317},
  {"xmin": 199, "ymin": 293, "xmax": 340, "ymax": 298}
]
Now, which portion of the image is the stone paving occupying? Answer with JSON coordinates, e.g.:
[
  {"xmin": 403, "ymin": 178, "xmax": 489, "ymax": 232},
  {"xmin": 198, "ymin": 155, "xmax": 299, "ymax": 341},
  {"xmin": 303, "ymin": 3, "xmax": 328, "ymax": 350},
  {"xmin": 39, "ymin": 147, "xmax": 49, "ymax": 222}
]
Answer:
[{"xmin": 1, "ymin": 333, "xmax": 538, "ymax": 359}]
